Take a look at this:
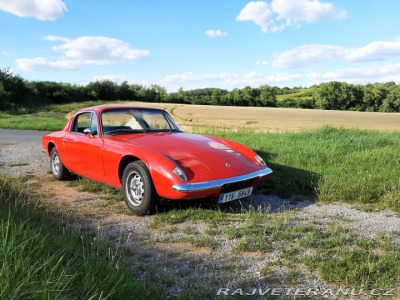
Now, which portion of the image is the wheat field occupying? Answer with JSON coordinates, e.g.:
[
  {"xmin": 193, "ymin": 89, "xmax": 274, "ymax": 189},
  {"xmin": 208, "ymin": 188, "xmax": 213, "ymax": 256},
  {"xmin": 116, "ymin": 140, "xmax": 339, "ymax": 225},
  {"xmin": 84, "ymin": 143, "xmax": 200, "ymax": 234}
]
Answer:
[{"xmin": 125, "ymin": 102, "xmax": 400, "ymax": 132}]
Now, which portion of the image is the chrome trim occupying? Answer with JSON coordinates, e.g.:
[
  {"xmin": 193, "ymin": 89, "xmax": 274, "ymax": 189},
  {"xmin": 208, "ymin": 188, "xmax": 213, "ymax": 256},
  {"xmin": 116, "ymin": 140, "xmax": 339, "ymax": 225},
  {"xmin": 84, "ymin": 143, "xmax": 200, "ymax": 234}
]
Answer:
[{"xmin": 172, "ymin": 168, "xmax": 273, "ymax": 193}]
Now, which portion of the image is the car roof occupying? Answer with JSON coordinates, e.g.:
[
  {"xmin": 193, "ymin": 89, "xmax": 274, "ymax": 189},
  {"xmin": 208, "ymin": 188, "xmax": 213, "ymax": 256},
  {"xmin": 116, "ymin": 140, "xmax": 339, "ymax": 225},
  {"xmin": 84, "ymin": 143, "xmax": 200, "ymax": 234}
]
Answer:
[{"xmin": 79, "ymin": 104, "xmax": 164, "ymax": 113}]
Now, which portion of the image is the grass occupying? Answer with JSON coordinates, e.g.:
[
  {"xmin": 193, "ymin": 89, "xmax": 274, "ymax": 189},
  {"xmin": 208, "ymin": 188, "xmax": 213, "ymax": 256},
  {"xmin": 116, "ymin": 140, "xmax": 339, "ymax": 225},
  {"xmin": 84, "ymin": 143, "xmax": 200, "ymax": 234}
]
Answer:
[
  {"xmin": 150, "ymin": 207, "xmax": 241, "ymax": 228},
  {"xmin": 183, "ymin": 236, "xmax": 219, "ymax": 249},
  {"xmin": 276, "ymin": 88, "xmax": 315, "ymax": 102},
  {"xmin": 67, "ymin": 177, "xmax": 121, "ymax": 202},
  {"xmin": 301, "ymin": 249, "xmax": 398, "ymax": 288},
  {"xmin": 0, "ymin": 112, "xmax": 67, "ymax": 131},
  {"xmin": 208, "ymin": 126, "xmax": 400, "ymax": 212},
  {"xmin": 150, "ymin": 206, "xmax": 400, "ymax": 291},
  {"xmin": 0, "ymin": 175, "xmax": 165, "ymax": 299},
  {"xmin": 0, "ymin": 101, "xmax": 111, "ymax": 131}
]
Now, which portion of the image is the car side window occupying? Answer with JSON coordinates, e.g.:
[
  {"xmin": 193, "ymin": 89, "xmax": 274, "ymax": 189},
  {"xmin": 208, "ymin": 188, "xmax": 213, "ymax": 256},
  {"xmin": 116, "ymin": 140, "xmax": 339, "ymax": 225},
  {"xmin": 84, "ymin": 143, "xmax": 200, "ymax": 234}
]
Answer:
[{"xmin": 72, "ymin": 112, "xmax": 90, "ymax": 133}]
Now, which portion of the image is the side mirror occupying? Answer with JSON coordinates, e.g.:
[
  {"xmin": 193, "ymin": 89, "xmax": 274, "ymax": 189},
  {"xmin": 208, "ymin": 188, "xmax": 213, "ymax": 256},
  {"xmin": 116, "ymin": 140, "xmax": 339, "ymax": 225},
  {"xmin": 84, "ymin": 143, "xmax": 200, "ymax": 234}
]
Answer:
[{"xmin": 83, "ymin": 128, "xmax": 97, "ymax": 136}]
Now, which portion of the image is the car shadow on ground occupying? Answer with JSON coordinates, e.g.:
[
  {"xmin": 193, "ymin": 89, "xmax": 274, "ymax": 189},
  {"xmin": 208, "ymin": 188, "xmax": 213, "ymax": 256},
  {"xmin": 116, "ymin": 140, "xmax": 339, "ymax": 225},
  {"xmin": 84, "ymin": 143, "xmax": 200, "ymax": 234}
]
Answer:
[{"xmin": 156, "ymin": 159, "xmax": 320, "ymax": 214}]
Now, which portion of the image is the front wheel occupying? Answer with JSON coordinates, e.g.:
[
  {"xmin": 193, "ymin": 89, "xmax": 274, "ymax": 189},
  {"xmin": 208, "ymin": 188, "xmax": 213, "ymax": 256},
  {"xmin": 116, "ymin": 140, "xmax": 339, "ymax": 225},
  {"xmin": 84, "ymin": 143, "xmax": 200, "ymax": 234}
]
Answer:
[
  {"xmin": 122, "ymin": 161, "xmax": 160, "ymax": 215},
  {"xmin": 50, "ymin": 148, "xmax": 69, "ymax": 180}
]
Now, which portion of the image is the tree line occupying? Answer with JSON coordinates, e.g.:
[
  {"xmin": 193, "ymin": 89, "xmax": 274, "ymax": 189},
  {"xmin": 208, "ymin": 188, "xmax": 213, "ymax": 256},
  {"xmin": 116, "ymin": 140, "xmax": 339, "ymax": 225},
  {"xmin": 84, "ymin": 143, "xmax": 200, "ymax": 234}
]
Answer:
[{"xmin": 1, "ymin": 68, "xmax": 399, "ymax": 112}]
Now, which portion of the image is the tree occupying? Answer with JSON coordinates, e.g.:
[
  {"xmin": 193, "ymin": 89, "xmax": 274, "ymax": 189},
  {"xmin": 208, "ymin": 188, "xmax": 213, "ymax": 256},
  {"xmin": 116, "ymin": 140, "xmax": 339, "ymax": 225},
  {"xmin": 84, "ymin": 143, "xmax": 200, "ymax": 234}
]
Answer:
[
  {"xmin": 118, "ymin": 81, "xmax": 133, "ymax": 100},
  {"xmin": 363, "ymin": 83, "xmax": 387, "ymax": 112},
  {"xmin": 241, "ymin": 86, "xmax": 259, "ymax": 106},
  {"xmin": 259, "ymin": 85, "xmax": 277, "ymax": 107},
  {"xmin": 316, "ymin": 81, "xmax": 362, "ymax": 110},
  {"xmin": 150, "ymin": 84, "xmax": 167, "ymax": 102},
  {"xmin": 85, "ymin": 80, "xmax": 119, "ymax": 100},
  {"xmin": 0, "ymin": 68, "xmax": 28, "ymax": 109},
  {"xmin": 0, "ymin": 81, "xmax": 11, "ymax": 110},
  {"xmin": 380, "ymin": 85, "xmax": 400, "ymax": 112},
  {"xmin": 211, "ymin": 89, "xmax": 222, "ymax": 104}
]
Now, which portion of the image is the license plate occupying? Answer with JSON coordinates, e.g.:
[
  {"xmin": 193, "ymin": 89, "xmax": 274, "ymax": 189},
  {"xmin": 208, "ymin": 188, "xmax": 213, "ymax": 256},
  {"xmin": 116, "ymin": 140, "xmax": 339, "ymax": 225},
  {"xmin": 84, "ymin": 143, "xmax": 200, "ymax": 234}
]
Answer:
[{"xmin": 218, "ymin": 187, "xmax": 253, "ymax": 204}]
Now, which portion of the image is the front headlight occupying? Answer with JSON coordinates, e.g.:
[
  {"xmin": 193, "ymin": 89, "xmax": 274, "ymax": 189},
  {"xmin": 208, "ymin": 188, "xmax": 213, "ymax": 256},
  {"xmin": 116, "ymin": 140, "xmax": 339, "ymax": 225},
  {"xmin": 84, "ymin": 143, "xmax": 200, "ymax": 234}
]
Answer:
[
  {"xmin": 255, "ymin": 154, "xmax": 266, "ymax": 166},
  {"xmin": 173, "ymin": 166, "xmax": 188, "ymax": 182}
]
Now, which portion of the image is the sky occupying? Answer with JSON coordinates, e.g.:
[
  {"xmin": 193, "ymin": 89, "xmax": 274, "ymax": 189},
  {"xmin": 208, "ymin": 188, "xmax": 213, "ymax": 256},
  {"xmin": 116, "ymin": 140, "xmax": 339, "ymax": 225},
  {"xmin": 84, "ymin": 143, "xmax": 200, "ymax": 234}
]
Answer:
[{"xmin": 1, "ymin": 0, "xmax": 400, "ymax": 92}]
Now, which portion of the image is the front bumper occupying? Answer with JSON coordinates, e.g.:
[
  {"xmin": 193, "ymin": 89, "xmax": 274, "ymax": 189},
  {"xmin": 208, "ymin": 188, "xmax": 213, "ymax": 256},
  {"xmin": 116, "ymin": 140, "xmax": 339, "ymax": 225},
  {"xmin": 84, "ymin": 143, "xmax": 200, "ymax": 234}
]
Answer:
[{"xmin": 172, "ymin": 168, "xmax": 273, "ymax": 193}]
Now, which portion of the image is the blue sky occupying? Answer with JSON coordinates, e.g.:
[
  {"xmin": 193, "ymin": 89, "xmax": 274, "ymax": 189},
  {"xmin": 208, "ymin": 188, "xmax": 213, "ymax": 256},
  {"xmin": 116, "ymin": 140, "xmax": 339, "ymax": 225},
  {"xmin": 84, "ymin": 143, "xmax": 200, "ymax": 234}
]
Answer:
[{"xmin": 1, "ymin": 0, "xmax": 400, "ymax": 92}]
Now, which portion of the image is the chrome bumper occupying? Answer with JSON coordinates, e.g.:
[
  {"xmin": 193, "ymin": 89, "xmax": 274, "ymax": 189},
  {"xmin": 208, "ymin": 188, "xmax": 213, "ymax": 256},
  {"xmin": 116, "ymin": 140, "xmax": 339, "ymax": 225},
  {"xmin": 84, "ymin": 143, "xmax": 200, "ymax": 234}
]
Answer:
[{"xmin": 172, "ymin": 168, "xmax": 273, "ymax": 193}]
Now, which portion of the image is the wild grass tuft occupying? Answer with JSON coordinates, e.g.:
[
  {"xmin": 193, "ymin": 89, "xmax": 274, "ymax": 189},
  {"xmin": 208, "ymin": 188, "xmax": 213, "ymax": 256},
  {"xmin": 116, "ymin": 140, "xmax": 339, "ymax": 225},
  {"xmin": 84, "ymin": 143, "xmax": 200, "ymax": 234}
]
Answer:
[
  {"xmin": 208, "ymin": 126, "xmax": 400, "ymax": 211},
  {"xmin": 0, "ymin": 175, "xmax": 164, "ymax": 299}
]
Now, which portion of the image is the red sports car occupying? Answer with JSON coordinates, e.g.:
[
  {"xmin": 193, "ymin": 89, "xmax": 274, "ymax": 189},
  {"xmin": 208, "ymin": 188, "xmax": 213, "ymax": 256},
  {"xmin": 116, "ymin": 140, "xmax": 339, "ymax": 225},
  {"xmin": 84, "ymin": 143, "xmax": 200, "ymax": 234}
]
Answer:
[{"xmin": 42, "ymin": 105, "xmax": 272, "ymax": 214}]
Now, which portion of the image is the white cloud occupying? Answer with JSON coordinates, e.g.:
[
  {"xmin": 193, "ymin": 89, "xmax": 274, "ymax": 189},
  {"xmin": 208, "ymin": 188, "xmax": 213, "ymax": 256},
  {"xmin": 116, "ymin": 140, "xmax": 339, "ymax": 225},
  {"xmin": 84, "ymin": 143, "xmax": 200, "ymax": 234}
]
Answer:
[
  {"xmin": 346, "ymin": 39, "xmax": 400, "ymax": 62},
  {"xmin": 244, "ymin": 71, "xmax": 301, "ymax": 85},
  {"xmin": 16, "ymin": 57, "xmax": 81, "ymax": 71},
  {"xmin": 236, "ymin": 1, "xmax": 273, "ymax": 33},
  {"xmin": 205, "ymin": 30, "xmax": 228, "ymax": 38},
  {"xmin": 237, "ymin": 0, "xmax": 345, "ymax": 33},
  {"xmin": 273, "ymin": 44, "xmax": 347, "ymax": 68},
  {"xmin": 160, "ymin": 72, "xmax": 238, "ymax": 84},
  {"xmin": 273, "ymin": 37, "xmax": 400, "ymax": 69},
  {"xmin": 245, "ymin": 71, "xmax": 263, "ymax": 79},
  {"xmin": 256, "ymin": 60, "xmax": 269, "ymax": 65},
  {"xmin": 0, "ymin": 0, "xmax": 67, "ymax": 21},
  {"xmin": 16, "ymin": 35, "xmax": 150, "ymax": 71},
  {"xmin": 271, "ymin": 0, "xmax": 346, "ymax": 24},
  {"xmin": 158, "ymin": 71, "xmax": 300, "ymax": 90},
  {"xmin": 47, "ymin": 36, "xmax": 150, "ymax": 65},
  {"xmin": 92, "ymin": 74, "xmax": 129, "ymax": 83},
  {"xmin": 307, "ymin": 63, "xmax": 400, "ymax": 84}
]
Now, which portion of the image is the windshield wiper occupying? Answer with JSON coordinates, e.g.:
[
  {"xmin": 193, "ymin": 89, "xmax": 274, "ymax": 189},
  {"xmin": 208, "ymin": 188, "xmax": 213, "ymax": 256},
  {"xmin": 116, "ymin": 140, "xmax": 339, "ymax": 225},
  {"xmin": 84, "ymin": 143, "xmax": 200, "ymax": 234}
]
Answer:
[
  {"xmin": 103, "ymin": 128, "xmax": 145, "ymax": 136},
  {"xmin": 143, "ymin": 128, "xmax": 180, "ymax": 133}
]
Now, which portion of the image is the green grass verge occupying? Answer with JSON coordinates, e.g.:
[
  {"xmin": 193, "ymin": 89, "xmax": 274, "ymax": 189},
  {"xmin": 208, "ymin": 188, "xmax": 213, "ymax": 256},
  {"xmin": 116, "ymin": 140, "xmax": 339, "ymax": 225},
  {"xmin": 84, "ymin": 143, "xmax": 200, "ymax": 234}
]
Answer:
[
  {"xmin": 0, "ymin": 101, "xmax": 110, "ymax": 131},
  {"xmin": 0, "ymin": 175, "xmax": 165, "ymax": 299},
  {"xmin": 208, "ymin": 126, "xmax": 400, "ymax": 211},
  {"xmin": 0, "ymin": 113, "xmax": 67, "ymax": 131}
]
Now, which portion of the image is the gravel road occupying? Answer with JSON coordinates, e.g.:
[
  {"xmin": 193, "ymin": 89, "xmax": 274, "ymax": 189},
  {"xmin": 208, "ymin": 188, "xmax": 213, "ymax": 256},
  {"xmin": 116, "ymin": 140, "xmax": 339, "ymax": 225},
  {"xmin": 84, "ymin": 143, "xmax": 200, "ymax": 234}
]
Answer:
[{"xmin": 0, "ymin": 129, "xmax": 50, "ymax": 177}]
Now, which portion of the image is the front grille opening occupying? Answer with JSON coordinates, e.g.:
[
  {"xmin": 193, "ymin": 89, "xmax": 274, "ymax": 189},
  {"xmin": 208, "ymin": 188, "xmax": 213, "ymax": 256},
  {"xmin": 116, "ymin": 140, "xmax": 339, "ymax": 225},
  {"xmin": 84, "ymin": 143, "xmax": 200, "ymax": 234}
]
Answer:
[{"xmin": 220, "ymin": 179, "xmax": 252, "ymax": 193}]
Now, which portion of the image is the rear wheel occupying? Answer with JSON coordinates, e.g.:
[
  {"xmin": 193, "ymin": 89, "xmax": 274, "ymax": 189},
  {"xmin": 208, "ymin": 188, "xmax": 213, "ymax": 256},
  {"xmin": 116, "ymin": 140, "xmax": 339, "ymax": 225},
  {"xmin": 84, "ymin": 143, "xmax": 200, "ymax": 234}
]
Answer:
[
  {"xmin": 50, "ymin": 148, "xmax": 69, "ymax": 180},
  {"xmin": 122, "ymin": 161, "xmax": 160, "ymax": 215}
]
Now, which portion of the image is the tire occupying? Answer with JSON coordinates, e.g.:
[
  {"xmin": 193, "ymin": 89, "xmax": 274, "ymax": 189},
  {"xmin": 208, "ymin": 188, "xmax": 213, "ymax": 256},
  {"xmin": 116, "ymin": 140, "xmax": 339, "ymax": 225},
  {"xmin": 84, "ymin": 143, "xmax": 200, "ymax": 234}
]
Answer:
[
  {"xmin": 50, "ymin": 148, "xmax": 69, "ymax": 180},
  {"xmin": 122, "ymin": 161, "xmax": 160, "ymax": 215}
]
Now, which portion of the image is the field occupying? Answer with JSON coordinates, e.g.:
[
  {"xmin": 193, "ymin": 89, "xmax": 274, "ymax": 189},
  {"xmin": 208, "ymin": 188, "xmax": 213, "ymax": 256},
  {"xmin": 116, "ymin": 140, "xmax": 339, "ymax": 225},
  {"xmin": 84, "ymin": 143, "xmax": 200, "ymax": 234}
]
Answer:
[
  {"xmin": 1, "ymin": 101, "xmax": 400, "ymax": 298},
  {"xmin": 1, "ymin": 101, "xmax": 399, "ymax": 132},
  {"xmin": 125, "ymin": 102, "xmax": 400, "ymax": 132}
]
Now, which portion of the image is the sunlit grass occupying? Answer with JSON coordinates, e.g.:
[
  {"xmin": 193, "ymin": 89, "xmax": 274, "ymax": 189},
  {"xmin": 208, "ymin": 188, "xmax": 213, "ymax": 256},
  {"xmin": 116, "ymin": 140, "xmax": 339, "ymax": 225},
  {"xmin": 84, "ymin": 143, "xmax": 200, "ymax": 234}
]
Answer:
[
  {"xmin": 208, "ymin": 126, "xmax": 400, "ymax": 212},
  {"xmin": 0, "ymin": 175, "xmax": 165, "ymax": 299}
]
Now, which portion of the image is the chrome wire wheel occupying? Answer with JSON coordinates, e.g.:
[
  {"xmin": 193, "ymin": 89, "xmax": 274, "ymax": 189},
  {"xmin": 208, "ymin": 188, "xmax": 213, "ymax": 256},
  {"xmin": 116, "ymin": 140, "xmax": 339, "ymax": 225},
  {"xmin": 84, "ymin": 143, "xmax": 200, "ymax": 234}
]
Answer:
[
  {"xmin": 51, "ymin": 152, "xmax": 60, "ymax": 176},
  {"xmin": 125, "ymin": 171, "xmax": 145, "ymax": 206}
]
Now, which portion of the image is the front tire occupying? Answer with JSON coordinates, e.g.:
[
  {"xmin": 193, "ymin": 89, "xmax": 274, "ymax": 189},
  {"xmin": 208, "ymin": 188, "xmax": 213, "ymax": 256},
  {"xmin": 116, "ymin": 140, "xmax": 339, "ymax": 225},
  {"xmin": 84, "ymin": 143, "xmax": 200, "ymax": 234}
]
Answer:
[
  {"xmin": 50, "ymin": 148, "xmax": 69, "ymax": 180},
  {"xmin": 122, "ymin": 161, "xmax": 160, "ymax": 215}
]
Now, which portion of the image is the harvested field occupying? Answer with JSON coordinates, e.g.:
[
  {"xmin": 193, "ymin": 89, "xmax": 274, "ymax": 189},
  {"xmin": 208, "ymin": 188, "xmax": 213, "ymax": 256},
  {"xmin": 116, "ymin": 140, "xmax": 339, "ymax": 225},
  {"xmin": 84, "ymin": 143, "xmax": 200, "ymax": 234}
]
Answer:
[{"xmin": 124, "ymin": 102, "xmax": 400, "ymax": 132}]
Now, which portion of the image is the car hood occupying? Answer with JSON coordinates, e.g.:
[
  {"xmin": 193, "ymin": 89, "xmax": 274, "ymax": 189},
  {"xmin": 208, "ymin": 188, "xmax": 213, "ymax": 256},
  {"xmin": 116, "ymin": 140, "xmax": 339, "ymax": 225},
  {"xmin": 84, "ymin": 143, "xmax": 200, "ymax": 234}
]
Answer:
[
  {"xmin": 114, "ymin": 132, "xmax": 225, "ymax": 157},
  {"xmin": 113, "ymin": 132, "xmax": 259, "ymax": 179}
]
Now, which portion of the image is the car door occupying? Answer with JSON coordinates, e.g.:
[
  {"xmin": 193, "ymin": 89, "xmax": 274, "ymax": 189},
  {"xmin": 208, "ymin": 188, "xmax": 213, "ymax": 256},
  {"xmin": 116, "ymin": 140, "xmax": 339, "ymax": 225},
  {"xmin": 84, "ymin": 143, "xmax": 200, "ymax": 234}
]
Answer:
[{"xmin": 62, "ymin": 111, "xmax": 105, "ymax": 182}]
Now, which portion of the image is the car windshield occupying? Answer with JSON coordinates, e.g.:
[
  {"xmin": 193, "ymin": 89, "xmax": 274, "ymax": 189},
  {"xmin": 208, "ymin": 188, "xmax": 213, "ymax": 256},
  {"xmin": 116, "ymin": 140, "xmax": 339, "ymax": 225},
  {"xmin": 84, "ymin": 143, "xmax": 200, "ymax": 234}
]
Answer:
[{"xmin": 101, "ymin": 109, "xmax": 181, "ymax": 136}]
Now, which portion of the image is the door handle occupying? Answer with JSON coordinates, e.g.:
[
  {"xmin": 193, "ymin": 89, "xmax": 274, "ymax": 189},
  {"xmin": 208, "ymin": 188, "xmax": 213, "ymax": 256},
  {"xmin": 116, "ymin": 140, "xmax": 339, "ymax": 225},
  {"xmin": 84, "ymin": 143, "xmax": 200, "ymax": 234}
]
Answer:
[{"xmin": 62, "ymin": 139, "xmax": 67, "ymax": 143}]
